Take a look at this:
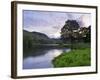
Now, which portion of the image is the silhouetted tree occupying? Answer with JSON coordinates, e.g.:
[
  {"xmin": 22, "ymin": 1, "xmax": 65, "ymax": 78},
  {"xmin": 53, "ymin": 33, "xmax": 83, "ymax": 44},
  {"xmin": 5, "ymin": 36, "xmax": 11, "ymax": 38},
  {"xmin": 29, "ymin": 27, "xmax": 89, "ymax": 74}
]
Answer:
[
  {"xmin": 61, "ymin": 20, "xmax": 80, "ymax": 43},
  {"xmin": 84, "ymin": 25, "xmax": 91, "ymax": 42}
]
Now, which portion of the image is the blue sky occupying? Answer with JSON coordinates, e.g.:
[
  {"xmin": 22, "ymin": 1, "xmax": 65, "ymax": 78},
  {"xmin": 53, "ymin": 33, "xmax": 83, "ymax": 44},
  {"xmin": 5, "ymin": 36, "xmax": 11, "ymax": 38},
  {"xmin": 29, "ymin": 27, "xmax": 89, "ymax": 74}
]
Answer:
[{"xmin": 23, "ymin": 10, "xmax": 91, "ymax": 38}]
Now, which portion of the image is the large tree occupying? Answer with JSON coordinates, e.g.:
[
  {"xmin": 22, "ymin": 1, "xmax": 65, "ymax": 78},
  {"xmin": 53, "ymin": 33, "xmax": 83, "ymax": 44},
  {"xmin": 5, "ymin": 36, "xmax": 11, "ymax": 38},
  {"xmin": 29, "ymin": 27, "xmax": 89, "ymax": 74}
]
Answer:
[
  {"xmin": 61, "ymin": 20, "xmax": 80, "ymax": 43},
  {"xmin": 82, "ymin": 26, "xmax": 91, "ymax": 42}
]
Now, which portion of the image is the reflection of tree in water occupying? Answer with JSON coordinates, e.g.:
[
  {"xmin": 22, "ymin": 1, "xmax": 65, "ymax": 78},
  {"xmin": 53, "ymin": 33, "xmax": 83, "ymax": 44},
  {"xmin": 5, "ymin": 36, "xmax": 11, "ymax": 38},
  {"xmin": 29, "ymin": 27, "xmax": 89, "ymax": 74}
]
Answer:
[
  {"xmin": 23, "ymin": 47, "xmax": 70, "ymax": 58},
  {"xmin": 23, "ymin": 48, "xmax": 49, "ymax": 58}
]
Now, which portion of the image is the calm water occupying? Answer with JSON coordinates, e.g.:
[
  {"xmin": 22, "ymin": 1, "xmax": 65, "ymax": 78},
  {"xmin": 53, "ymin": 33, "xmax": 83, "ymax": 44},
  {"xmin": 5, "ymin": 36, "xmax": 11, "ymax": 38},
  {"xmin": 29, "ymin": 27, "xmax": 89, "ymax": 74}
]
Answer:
[{"xmin": 23, "ymin": 48, "xmax": 70, "ymax": 69}]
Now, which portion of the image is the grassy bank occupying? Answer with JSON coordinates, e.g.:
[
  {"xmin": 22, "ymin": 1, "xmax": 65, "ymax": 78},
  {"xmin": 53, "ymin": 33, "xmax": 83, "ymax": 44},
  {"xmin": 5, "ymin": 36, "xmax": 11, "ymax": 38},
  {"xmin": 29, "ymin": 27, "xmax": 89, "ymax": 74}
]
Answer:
[
  {"xmin": 52, "ymin": 47, "xmax": 91, "ymax": 67},
  {"xmin": 70, "ymin": 43, "xmax": 90, "ymax": 49}
]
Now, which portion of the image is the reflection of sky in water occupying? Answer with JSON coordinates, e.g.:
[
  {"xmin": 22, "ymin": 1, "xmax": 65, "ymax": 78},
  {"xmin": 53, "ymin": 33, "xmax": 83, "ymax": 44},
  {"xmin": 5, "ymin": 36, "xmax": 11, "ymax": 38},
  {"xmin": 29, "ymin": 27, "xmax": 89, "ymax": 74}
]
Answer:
[{"xmin": 23, "ymin": 48, "xmax": 70, "ymax": 69}]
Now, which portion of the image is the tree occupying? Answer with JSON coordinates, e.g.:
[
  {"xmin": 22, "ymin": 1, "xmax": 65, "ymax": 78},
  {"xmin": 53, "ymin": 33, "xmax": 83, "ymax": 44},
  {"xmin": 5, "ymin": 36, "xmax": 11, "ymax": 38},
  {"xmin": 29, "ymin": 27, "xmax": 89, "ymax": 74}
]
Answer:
[
  {"xmin": 83, "ymin": 25, "xmax": 91, "ymax": 42},
  {"xmin": 23, "ymin": 35, "xmax": 33, "ymax": 49},
  {"xmin": 78, "ymin": 26, "xmax": 91, "ymax": 42},
  {"xmin": 61, "ymin": 20, "xmax": 80, "ymax": 43}
]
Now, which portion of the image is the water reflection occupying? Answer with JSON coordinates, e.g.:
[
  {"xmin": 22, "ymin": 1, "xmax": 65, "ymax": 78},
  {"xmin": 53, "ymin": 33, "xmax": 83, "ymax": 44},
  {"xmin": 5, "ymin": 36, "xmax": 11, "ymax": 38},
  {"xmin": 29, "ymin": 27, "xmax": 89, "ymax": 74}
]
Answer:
[{"xmin": 23, "ymin": 48, "xmax": 70, "ymax": 69}]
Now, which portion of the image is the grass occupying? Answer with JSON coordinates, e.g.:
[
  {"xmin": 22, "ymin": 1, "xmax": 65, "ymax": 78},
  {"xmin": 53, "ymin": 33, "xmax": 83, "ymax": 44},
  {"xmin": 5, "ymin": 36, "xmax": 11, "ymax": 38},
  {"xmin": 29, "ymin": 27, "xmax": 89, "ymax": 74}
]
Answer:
[
  {"xmin": 71, "ymin": 42, "xmax": 90, "ymax": 49},
  {"xmin": 52, "ymin": 47, "xmax": 91, "ymax": 67},
  {"xmin": 58, "ymin": 42, "xmax": 90, "ymax": 49}
]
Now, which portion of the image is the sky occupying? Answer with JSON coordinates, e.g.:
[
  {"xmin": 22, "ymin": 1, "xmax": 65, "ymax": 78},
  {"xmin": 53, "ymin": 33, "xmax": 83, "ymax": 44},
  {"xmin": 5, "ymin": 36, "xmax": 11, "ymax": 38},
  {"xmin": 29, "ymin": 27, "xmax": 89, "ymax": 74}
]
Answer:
[{"xmin": 23, "ymin": 10, "xmax": 91, "ymax": 38}]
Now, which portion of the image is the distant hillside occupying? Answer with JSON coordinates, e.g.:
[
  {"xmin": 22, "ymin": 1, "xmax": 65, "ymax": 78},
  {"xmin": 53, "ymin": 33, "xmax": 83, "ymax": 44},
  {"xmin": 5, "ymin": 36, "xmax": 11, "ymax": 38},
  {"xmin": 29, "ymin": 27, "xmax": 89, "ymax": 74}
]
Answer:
[
  {"xmin": 23, "ymin": 30, "xmax": 49, "ymax": 40},
  {"xmin": 23, "ymin": 30, "xmax": 53, "ymax": 48},
  {"xmin": 23, "ymin": 30, "xmax": 63, "ymax": 49}
]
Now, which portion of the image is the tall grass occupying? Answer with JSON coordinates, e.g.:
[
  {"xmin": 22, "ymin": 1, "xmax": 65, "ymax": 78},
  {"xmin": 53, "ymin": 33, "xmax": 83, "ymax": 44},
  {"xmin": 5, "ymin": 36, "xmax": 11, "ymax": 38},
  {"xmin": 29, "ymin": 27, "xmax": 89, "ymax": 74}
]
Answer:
[{"xmin": 52, "ymin": 48, "xmax": 91, "ymax": 67}]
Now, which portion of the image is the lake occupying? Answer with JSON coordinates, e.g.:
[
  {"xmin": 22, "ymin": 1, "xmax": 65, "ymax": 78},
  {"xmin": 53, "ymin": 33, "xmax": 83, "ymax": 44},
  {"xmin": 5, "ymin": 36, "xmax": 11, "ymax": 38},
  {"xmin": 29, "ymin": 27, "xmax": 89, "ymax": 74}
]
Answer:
[{"xmin": 23, "ymin": 48, "xmax": 70, "ymax": 69}]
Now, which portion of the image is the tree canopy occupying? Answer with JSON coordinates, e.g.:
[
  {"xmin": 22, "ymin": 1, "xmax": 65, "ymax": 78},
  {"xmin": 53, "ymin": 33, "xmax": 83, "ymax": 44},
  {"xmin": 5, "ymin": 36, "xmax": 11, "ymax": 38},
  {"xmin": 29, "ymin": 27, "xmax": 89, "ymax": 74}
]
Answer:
[
  {"xmin": 61, "ymin": 20, "xmax": 91, "ymax": 43},
  {"xmin": 61, "ymin": 20, "xmax": 80, "ymax": 43}
]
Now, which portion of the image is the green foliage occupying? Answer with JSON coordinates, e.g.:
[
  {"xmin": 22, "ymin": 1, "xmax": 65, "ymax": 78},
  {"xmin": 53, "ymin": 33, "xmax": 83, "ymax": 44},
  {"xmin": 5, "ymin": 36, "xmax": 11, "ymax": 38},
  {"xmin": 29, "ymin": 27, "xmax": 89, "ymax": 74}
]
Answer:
[
  {"xmin": 52, "ymin": 48, "xmax": 91, "ymax": 67},
  {"xmin": 23, "ymin": 30, "xmax": 51, "ymax": 49},
  {"xmin": 23, "ymin": 30, "xmax": 63, "ymax": 50},
  {"xmin": 71, "ymin": 43, "xmax": 90, "ymax": 49},
  {"xmin": 61, "ymin": 20, "xmax": 91, "ymax": 43},
  {"xmin": 63, "ymin": 20, "xmax": 80, "ymax": 30},
  {"xmin": 78, "ymin": 26, "xmax": 91, "ymax": 42},
  {"xmin": 61, "ymin": 20, "xmax": 80, "ymax": 42},
  {"xmin": 23, "ymin": 35, "xmax": 33, "ymax": 49}
]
